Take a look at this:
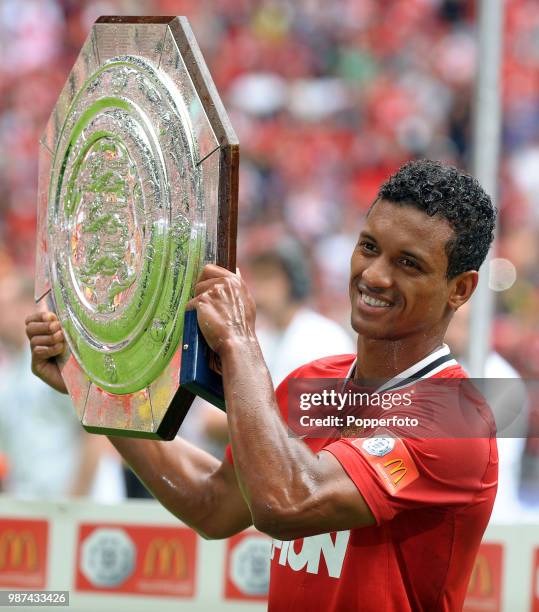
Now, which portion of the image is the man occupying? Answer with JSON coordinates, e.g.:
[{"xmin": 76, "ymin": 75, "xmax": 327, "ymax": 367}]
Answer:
[{"xmin": 26, "ymin": 159, "xmax": 497, "ymax": 611}]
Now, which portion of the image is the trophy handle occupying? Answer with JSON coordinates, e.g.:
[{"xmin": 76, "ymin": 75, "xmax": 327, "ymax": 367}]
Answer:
[{"xmin": 179, "ymin": 310, "xmax": 226, "ymax": 411}]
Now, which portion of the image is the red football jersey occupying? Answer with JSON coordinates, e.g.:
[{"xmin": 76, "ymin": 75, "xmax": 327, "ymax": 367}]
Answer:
[{"xmin": 225, "ymin": 347, "xmax": 498, "ymax": 612}]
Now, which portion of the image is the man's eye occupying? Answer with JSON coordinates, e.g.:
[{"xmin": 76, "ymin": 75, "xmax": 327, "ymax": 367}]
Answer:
[
  {"xmin": 400, "ymin": 258, "xmax": 419, "ymax": 269},
  {"xmin": 359, "ymin": 241, "xmax": 376, "ymax": 252}
]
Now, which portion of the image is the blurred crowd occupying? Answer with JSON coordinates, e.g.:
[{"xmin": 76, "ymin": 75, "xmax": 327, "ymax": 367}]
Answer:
[{"xmin": 0, "ymin": 0, "xmax": 538, "ymax": 514}]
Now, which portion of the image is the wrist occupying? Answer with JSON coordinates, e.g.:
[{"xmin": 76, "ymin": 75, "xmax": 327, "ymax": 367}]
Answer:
[{"xmin": 218, "ymin": 334, "xmax": 260, "ymax": 361}]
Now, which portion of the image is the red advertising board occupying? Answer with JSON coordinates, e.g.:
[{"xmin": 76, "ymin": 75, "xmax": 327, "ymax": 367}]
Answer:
[
  {"xmin": 531, "ymin": 548, "xmax": 539, "ymax": 612},
  {"xmin": 464, "ymin": 542, "xmax": 503, "ymax": 612},
  {"xmin": 75, "ymin": 523, "xmax": 197, "ymax": 597},
  {"xmin": 224, "ymin": 531, "xmax": 272, "ymax": 601},
  {"xmin": 0, "ymin": 518, "xmax": 48, "ymax": 589}
]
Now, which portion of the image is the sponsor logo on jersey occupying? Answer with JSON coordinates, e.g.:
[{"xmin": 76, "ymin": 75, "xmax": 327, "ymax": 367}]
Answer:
[
  {"xmin": 271, "ymin": 531, "xmax": 350, "ymax": 579},
  {"xmin": 383, "ymin": 458, "xmax": 408, "ymax": 486},
  {"xmin": 353, "ymin": 432, "xmax": 419, "ymax": 493},
  {"xmin": 362, "ymin": 437, "xmax": 395, "ymax": 457}
]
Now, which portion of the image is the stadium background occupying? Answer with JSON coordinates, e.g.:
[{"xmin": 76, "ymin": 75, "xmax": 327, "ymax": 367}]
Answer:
[{"xmin": 0, "ymin": 0, "xmax": 538, "ymax": 610}]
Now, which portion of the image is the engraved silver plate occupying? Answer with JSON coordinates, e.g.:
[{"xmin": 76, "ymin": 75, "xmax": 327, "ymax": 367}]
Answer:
[{"xmin": 35, "ymin": 16, "xmax": 238, "ymax": 439}]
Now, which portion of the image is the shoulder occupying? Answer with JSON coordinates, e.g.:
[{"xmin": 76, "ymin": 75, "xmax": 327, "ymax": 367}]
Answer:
[
  {"xmin": 406, "ymin": 435, "xmax": 495, "ymax": 479},
  {"xmin": 324, "ymin": 433, "xmax": 496, "ymax": 528},
  {"xmin": 274, "ymin": 354, "xmax": 356, "ymax": 409},
  {"xmin": 431, "ymin": 363, "xmax": 468, "ymax": 378}
]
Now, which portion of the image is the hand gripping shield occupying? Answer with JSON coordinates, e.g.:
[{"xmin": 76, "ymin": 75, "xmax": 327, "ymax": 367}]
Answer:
[{"xmin": 35, "ymin": 16, "xmax": 238, "ymax": 439}]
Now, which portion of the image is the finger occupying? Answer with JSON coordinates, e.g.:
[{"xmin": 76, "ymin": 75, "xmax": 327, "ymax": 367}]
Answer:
[
  {"xmin": 195, "ymin": 274, "xmax": 242, "ymax": 297},
  {"xmin": 236, "ymin": 267, "xmax": 242, "ymax": 278},
  {"xmin": 193, "ymin": 278, "xmax": 224, "ymax": 297},
  {"xmin": 30, "ymin": 331, "xmax": 65, "ymax": 348},
  {"xmin": 42, "ymin": 311, "xmax": 58, "ymax": 323},
  {"xmin": 196, "ymin": 263, "xmax": 234, "ymax": 283},
  {"xmin": 32, "ymin": 343, "xmax": 65, "ymax": 358},
  {"xmin": 25, "ymin": 311, "xmax": 58, "ymax": 325},
  {"xmin": 185, "ymin": 292, "xmax": 216, "ymax": 312},
  {"xmin": 185, "ymin": 296, "xmax": 200, "ymax": 312},
  {"xmin": 26, "ymin": 320, "xmax": 62, "ymax": 338},
  {"xmin": 26, "ymin": 322, "xmax": 53, "ymax": 340},
  {"xmin": 25, "ymin": 313, "xmax": 42, "ymax": 325},
  {"xmin": 187, "ymin": 274, "xmax": 241, "ymax": 310}
]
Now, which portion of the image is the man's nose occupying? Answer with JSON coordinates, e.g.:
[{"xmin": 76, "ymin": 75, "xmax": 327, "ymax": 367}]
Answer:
[{"xmin": 361, "ymin": 256, "xmax": 393, "ymax": 289}]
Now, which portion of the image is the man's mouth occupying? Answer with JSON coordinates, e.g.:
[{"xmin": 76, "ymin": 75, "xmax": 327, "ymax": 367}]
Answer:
[{"xmin": 359, "ymin": 290, "xmax": 393, "ymax": 309}]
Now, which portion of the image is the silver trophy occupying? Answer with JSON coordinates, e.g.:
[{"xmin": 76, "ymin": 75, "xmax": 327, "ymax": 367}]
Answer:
[{"xmin": 35, "ymin": 16, "xmax": 239, "ymax": 439}]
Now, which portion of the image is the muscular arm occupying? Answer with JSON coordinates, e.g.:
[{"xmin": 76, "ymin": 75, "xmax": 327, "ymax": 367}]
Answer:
[
  {"xmin": 189, "ymin": 266, "xmax": 375, "ymax": 540},
  {"xmin": 109, "ymin": 436, "xmax": 252, "ymax": 539},
  {"xmin": 25, "ymin": 312, "xmax": 252, "ymax": 540}
]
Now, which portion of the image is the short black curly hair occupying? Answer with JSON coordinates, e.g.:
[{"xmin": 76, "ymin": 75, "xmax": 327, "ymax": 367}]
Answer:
[{"xmin": 377, "ymin": 159, "xmax": 496, "ymax": 279}]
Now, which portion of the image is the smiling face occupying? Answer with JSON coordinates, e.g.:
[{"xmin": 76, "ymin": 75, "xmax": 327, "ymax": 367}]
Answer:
[{"xmin": 350, "ymin": 199, "xmax": 475, "ymax": 343}]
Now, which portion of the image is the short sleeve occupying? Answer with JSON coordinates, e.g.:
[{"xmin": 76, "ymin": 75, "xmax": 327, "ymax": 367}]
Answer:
[{"xmin": 324, "ymin": 435, "xmax": 496, "ymax": 525}]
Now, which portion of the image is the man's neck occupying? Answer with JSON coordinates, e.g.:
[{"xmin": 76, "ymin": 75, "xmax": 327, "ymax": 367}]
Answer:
[{"xmin": 354, "ymin": 335, "xmax": 446, "ymax": 380}]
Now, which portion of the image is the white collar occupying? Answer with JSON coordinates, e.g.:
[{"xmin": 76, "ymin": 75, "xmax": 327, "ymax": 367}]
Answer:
[{"xmin": 346, "ymin": 344, "xmax": 457, "ymax": 391}]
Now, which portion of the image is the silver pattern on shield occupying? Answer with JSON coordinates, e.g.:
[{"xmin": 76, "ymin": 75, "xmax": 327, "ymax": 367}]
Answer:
[{"xmin": 35, "ymin": 17, "xmax": 238, "ymax": 439}]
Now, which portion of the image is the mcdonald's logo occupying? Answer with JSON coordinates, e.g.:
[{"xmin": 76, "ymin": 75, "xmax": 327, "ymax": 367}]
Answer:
[
  {"xmin": 467, "ymin": 553, "xmax": 493, "ymax": 597},
  {"xmin": 143, "ymin": 538, "xmax": 187, "ymax": 579},
  {"xmin": 0, "ymin": 531, "xmax": 38, "ymax": 572},
  {"xmin": 383, "ymin": 458, "xmax": 408, "ymax": 485},
  {"xmin": 355, "ymin": 431, "xmax": 419, "ymax": 493}
]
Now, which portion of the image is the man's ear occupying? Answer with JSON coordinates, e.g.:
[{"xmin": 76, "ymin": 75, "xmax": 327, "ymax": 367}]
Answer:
[{"xmin": 448, "ymin": 270, "xmax": 478, "ymax": 311}]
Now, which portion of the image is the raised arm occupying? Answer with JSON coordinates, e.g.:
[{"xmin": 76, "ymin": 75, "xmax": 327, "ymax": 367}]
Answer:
[
  {"xmin": 25, "ymin": 312, "xmax": 252, "ymax": 539},
  {"xmin": 188, "ymin": 265, "xmax": 375, "ymax": 541}
]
